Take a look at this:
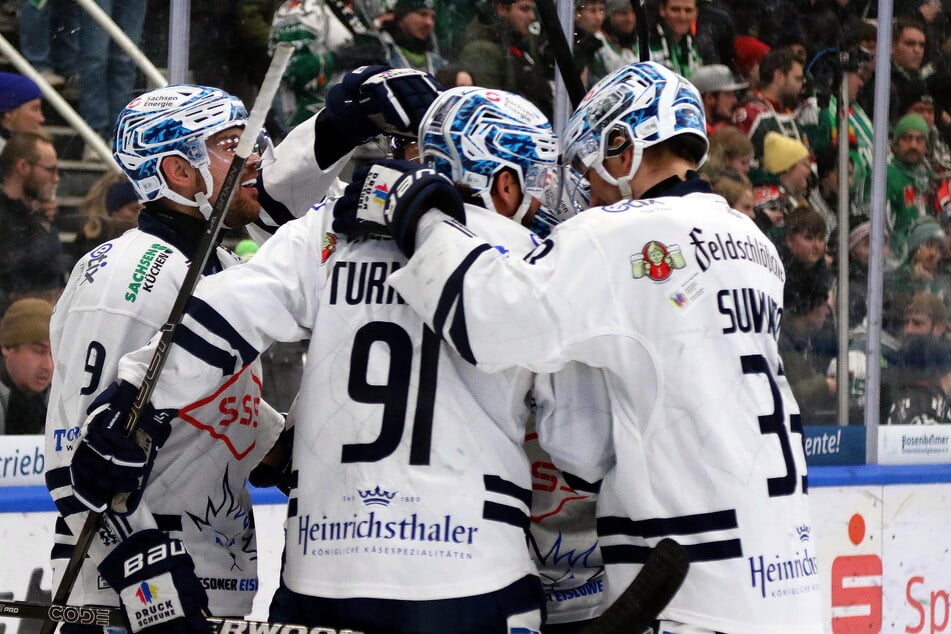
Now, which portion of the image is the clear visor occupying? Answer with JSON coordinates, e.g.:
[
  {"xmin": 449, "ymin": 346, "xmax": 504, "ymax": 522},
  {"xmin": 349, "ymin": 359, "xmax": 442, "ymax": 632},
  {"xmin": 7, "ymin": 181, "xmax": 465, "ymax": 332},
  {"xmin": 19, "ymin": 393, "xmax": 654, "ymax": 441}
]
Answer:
[{"xmin": 207, "ymin": 129, "xmax": 274, "ymax": 169}]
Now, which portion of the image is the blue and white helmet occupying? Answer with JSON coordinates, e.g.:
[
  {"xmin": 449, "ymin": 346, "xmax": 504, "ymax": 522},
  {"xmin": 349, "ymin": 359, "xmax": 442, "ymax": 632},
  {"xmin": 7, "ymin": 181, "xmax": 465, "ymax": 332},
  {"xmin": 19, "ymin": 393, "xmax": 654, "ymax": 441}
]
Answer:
[
  {"xmin": 113, "ymin": 84, "xmax": 248, "ymax": 208},
  {"xmin": 419, "ymin": 86, "xmax": 560, "ymax": 225},
  {"xmin": 562, "ymin": 61, "xmax": 708, "ymax": 200}
]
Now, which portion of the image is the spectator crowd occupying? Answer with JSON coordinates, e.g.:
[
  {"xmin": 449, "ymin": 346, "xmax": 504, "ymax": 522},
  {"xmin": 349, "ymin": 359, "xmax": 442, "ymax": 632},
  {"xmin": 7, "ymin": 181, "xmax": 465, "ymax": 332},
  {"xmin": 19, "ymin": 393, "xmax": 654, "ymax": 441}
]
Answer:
[{"xmin": 4, "ymin": 0, "xmax": 951, "ymax": 430}]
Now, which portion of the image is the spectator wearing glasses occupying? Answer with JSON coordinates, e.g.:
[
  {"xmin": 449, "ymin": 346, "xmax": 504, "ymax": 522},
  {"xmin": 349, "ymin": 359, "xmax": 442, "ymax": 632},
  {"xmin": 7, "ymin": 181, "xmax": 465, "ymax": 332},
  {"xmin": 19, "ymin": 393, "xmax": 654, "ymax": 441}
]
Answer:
[{"xmin": 0, "ymin": 132, "xmax": 66, "ymax": 313}]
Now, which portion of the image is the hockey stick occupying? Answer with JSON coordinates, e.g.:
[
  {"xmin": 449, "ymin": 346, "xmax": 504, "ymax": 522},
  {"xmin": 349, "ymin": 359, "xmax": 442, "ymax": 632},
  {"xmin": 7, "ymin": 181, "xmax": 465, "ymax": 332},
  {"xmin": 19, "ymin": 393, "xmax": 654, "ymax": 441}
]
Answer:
[
  {"xmin": 0, "ymin": 600, "xmax": 364, "ymax": 634},
  {"xmin": 324, "ymin": 0, "xmax": 376, "ymax": 37},
  {"xmin": 534, "ymin": 0, "xmax": 587, "ymax": 108},
  {"xmin": 582, "ymin": 538, "xmax": 689, "ymax": 634},
  {"xmin": 630, "ymin": 0, "xmax": 650, "ymax": 62},
  {"xmin": 40, "ymin": 42, "xmax": 295, "ymax": 634}
]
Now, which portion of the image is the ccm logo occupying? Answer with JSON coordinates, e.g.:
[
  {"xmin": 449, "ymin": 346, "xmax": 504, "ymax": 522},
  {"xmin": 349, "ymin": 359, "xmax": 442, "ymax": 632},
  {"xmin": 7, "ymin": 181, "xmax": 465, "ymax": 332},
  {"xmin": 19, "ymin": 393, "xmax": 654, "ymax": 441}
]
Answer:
[
  {"xmin": 218, "ymin": 395, "xmax": 260, "ymax": 428},
  {"xmin": 48, "ymin": 605, "xmax": 111, "ymax": 626}
]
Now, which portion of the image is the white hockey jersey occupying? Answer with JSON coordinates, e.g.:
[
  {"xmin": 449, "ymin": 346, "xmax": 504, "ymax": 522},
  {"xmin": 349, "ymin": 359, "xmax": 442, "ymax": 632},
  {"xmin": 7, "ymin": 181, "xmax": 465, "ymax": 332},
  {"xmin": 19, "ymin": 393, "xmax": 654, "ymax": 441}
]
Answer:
[
  {"xmin": 389, "ymin": 192, "xmax": 824, "ymax": 633},
  {"xmin": 529, "ymin": 363, "xmax": 614, "ymax": 624},
  {"xmin": 45, "ymin": 217, "xmax": 284, "ymax": 616},
  {"xmin": 116, "ymin": 203, "xmax": 546, "ymax": 601}
]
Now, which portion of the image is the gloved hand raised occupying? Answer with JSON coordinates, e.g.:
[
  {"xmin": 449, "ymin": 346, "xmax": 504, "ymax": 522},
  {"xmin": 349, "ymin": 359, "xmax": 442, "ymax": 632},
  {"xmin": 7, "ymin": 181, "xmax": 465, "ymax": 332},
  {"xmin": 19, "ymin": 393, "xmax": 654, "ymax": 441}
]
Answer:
[
  {"xmin": 324, "ymin": 65, "xmax": 443, "ymax": 148},
  {"xmin": 70, "ymin": 380, "xmax": 175, "ymax": 514},
  {"xmin": 332, "ymin": 159, "xmax": 465, "ymax": 256},
  {"xmin": 98, "ymin": 529, "xmax": 209, "ymax": 634}
]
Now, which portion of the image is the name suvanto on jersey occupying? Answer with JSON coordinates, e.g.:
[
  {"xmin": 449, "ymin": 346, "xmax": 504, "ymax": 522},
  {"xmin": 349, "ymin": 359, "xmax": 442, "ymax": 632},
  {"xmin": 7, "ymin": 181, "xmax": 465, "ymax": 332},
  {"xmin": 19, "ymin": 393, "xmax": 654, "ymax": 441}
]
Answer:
[{"xmin": 296, "ymin": 511, "xmax": 480, "ymax": 557}]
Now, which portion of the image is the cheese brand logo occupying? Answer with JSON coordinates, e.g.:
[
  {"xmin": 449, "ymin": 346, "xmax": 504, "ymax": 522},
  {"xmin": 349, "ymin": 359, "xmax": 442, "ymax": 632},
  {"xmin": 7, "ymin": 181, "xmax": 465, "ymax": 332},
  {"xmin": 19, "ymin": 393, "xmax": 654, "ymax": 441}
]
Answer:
[
  {"xmin": 631, "ymin": 240, "xmax": 685, "ymax": 282},
  {"xmin": 322, "ymin": 233, "xmax": 337, "ymax": 264}
]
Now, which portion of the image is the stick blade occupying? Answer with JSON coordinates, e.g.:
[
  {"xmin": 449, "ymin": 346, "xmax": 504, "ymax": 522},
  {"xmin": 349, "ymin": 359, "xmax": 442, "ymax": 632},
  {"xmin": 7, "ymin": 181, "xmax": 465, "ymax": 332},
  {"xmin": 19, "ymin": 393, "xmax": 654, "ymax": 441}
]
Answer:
[{"xmin": 584, "ymin": 538, "xmax": 690, "ymax": 634}]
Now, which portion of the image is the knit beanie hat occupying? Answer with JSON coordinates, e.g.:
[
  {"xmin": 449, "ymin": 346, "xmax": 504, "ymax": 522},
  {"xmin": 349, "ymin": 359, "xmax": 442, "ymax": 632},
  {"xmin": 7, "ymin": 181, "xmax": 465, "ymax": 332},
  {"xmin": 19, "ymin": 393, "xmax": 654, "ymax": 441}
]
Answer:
[
  {"xmin": 0, "ymin": 72, "xmax": 42, "ymax": 113},
  {"xmin": 605, "ymin": 0, "xmax": 629, "ymax": 12},
  {"xmin": 906, "ymin": 218, "xmax": 946, "ymax": 255},
  {"xmin": 105, "ymin": 179, "xmax": 139, "ymax": 215},
  {"xmin": 763, "ymin": 132, "xmax": 810, "ymax": 175},
  {"xmin": 0, "ymin": 299, "xmax": 52, "ymax": 346},
  {"xmin": 893, "ymin": 113, "xmax": 930, "ymax": 140},
  {"xmin": 393, "ymin": 0, "xmax": 434, "ymax": 19},
  {"xmin": 734, "ymin": 36, "xmax": 771, "ymax": 77},
  {"xmin": 848, "ymin": 221, "xmax": 871, "ymax": 251}
]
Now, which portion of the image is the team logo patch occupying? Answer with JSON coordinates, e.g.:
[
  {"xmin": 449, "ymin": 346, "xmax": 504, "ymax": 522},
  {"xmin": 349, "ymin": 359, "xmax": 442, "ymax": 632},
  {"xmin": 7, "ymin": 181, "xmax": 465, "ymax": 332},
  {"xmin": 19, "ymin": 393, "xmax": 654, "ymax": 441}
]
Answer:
[
  {"xmin": 321, "ymin": 233, "xmax": 337, "ymax": 263},
  {"xmin": 631, "ymin": 240, "xmax": 685, "ymax": 282}
]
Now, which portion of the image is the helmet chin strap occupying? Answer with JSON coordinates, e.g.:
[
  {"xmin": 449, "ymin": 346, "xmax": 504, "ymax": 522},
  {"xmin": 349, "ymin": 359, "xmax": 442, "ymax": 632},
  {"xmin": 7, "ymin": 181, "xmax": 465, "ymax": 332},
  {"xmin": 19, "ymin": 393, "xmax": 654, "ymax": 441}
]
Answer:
[
  {"xmin": 164, "ymin": 164, "xmax": 216, "ymax": 214},
  {"xmin": 594, "ymin": 142, "xmax": 642, "ymax": 202},
  {"xmin": 510, "ymin": 194, "xmax": 533, "ymax": 225}
]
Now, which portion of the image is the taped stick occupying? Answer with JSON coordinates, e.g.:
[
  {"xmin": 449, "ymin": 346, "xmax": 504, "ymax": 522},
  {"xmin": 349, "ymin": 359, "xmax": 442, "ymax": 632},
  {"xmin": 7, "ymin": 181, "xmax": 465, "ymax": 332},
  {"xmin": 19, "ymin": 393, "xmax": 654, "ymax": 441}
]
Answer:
[
  {"xmin": 534, "ymin": 0, "xmax": 586, "ymax": 108},
  {"xmin": 0, "ymin": 600, "xmax": 364, "ymax": 634},
  {"xmin": 582, "ymin": 538, "xmax": 689, "ymax": 634},
  {"xmin": 40, "ymin": 42, "xmax": 295, "ymax": 634}
]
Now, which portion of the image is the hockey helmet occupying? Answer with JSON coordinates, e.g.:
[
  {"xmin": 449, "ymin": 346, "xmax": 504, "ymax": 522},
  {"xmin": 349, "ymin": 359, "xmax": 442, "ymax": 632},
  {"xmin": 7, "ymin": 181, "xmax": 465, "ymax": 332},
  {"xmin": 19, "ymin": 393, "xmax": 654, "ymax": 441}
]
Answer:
[
  {"xmin": 113, "ymin": 84, "xmax": 250, "ymax": 208},
  {"xmin": 419, "ymin": 86, "xmax": 560, "ymax": 225},
  {"xmin": 562, "ymin": 61, "xmax": 708, "ymax": 199}
]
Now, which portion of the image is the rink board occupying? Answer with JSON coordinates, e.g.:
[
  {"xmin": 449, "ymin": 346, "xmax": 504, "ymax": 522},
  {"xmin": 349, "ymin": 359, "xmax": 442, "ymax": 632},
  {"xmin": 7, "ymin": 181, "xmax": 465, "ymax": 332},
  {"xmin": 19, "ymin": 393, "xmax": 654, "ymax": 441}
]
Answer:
[{"xmin": 4, "ymin": 438, "xmax": 951, "ymax": 633}]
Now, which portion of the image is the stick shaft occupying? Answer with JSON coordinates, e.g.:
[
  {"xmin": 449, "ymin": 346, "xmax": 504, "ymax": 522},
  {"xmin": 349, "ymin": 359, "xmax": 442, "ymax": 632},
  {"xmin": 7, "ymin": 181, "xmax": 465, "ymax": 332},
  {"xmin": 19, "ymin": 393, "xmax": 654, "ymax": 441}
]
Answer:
[
  {"xmin": 40, "ymin": 42, "xmax": 294, "ymax": 634},
  {"xmin": 0, "ymin": 600, "xmax": 364, "ymax": 634},
  {"xmin": 535, "ymin": 0, "xmax": 586, "ymax": 108},
  {"xmin": 631, "ymin": 0, "xmax": 650, "ymax": 62},
  {"xmin": 582, "ymin": 538, "xmax": 689, "ymax": 634}
]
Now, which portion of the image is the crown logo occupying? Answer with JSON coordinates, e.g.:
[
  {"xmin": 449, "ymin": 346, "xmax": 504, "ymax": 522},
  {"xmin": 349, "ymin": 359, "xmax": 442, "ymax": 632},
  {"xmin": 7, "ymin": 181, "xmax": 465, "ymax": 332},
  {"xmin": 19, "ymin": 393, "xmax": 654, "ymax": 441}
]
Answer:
[
  {"xmin": 796, "ymin": 525, "xmax": 811, "ymax": 542},
  {"xmin": 359, "ymin": 486, "xmax": 397, "ymax": 507}
]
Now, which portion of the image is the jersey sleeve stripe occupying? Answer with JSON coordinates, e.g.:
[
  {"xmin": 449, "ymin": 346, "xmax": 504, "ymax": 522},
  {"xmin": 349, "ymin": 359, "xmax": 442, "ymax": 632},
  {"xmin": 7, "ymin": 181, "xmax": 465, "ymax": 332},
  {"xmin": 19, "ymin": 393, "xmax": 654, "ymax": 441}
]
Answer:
[
  {"xmin": 597, "ymin": 509, "xmax": 738, "ymax": 538},
  {"xmin": 482, "ymin": 500, "xmax": 530, "ymax": 529},
  {"xmin": 484, "ymin": 474, "xmax": 532, "ymax": 508},
  {"xmin": 184, "ymin": 296, "xmax": 259, "ymax": 366},
  {"xmin": 46, "ymin": 465, "xmax": 71, "ymax": 489},
  {"xmin": 255, "ymin": 174, "xmax": 297, "ymax": 234},
  {"xmin": 602, "ymin": 539, "xmax": 743, "ymax": 564},
  {"xmin": 432, "ymin": 244, "xmax": 493, "ymax": 365},
  {"xmin": 174, "ymin": 324, "xmax": 241, "ymax": 374}
]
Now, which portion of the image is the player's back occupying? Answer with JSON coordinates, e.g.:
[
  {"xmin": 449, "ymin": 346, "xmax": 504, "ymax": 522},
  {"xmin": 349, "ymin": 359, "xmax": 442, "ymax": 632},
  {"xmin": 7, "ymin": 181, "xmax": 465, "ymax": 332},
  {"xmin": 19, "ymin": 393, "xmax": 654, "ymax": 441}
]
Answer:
[
  {"xmin": 570, "ymin": 192, "xmax": 820, "ymax": 633},
  {"xmin": 283, "ymin": 205, "xmax": 541, "ymax": 601}
]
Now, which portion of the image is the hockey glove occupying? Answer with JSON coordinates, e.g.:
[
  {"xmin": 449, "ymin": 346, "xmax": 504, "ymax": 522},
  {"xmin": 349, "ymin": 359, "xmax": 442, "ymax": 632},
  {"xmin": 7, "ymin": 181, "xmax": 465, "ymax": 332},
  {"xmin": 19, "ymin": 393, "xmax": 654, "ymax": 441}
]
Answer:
[
  {"xmin": 249, "ymin": 426, "xmax": 295, "ymax": 496},
  {"xmin": 333, "ymin": 159, "xmax": 465, "ymax": 256},
  {"xmin": 98, "ymin": 529, "xmax": 209, "ymax": 634},
  {"xmin": 356, "ymin": 67, "xmax": 443, "ymax": 137},
  {"xmin": 324, "ymin": 65, "xmax": 442, "ymax": 148},
  {"xmin": 70, "ymin": 381, "xmax": 175, "ymax": 515}
]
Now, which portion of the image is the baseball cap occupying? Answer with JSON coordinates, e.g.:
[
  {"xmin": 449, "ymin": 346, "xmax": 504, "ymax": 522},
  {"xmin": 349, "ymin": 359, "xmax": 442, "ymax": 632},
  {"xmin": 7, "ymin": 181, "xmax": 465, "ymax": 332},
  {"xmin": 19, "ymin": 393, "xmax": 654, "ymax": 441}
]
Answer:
[{"xmin": 690, "ymin": 65, "xmax": 748, "ymax": 94}]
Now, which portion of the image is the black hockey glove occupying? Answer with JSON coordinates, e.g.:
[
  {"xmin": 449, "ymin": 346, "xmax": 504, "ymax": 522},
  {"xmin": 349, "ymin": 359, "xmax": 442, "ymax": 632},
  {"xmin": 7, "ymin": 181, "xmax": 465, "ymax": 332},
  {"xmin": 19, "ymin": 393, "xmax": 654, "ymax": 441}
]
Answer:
[
  {"xmin": 332, "ymin": 159, "xmax": 465, "ymax": 256},
  {"xmin": 324, "ymin": 65, "xmax": 442, "ymax": 148},
  {"xmin": 249, "ymin": 426, "xmax": 295, "ymax": 496},
  {"xmin": 98, "ymin": 529, "xmax": 209, "ymax": 634},
  {"xmin": 70, "ymin": 380, "xmax": 175, "ymax": 515}
]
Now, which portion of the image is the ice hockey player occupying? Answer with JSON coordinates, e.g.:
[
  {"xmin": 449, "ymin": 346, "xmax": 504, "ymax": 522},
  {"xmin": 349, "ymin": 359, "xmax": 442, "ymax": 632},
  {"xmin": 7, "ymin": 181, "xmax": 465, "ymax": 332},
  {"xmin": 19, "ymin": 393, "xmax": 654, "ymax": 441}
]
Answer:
[
  {"xmin": 67, "ymin": 84, "xmax": 570, "ymax": 633},
  {"xmin": 335, "ymin": 61, "xmax": 825, "ymax": 633},
  {"xmin": 57, "ymin": 65, "xmax": 441, "ymax": 634}
]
